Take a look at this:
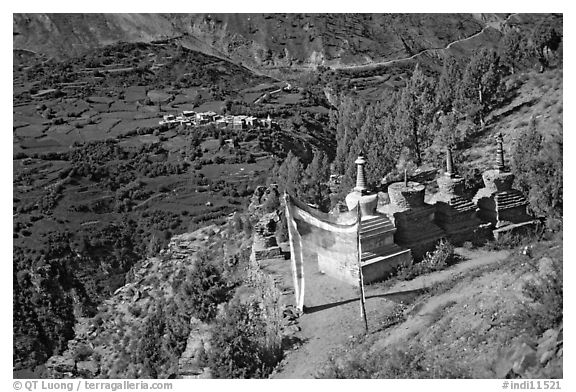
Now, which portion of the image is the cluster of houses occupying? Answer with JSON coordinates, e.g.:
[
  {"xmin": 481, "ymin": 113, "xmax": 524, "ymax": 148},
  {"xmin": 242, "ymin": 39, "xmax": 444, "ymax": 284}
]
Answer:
[{"xmin": 159, "ymin": 110, "xmax": 275, "ymax": 130}]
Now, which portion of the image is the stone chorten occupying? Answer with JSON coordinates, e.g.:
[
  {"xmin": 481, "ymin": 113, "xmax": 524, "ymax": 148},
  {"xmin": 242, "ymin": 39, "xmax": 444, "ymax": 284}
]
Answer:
[
  {"xmin": 345, "ymin": 155, "xmax": 379, "ymax": 218},
  {"xmin": 323, "ymin": 155, "xmax": 411, "ymax": 283},
  {"xmin": 430, "ymin": 147, "xmax": 481, "ymax": 244},
  {"xmin": 472, "ymin": 133, "xmax": 533, "ymax": 234},
  {"xmin": 384, "ymin": 179, "xmax": 445, "ymax": 260}
]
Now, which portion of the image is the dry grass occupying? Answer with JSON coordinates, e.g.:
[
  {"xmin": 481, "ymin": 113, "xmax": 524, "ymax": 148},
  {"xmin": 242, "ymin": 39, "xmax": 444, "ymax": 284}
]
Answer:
[{"xmin": 317, "ymin": 234, "xmax": 562, "ymax": 379}]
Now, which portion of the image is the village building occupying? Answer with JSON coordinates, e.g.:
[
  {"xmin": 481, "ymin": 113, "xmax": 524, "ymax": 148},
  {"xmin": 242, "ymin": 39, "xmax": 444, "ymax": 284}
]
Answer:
[
  {"xmin": 245, "ymin": 116, "xmax": 257, "ymax": 127},
  {"xmin": 318, "ymin": 155, "xmax": 412, "ymax": 284},
  {"xmin": 160, "ymin": 109, "xmax": 274, "ymax": 130},
  {"xmin": 177, "ymin": 110, "xmax": 196, "ymax": 123},
  {"xmin": 159, "ymin": 114, "xmax": 178, "ymax": 126},
  {"xmin": 195, "ymin": 111, "xmax": 217, "ymax": 124},
  {"xmin": 429, "ymin": 148, "xmax": 482, "ymax": 244},
  {"xmin": 232, "ymin": 115, "xmax": 248, "ymax": 130},
  {"xmin": 472, "ymin": 134, "xmax": 536, "ymax": 238}
]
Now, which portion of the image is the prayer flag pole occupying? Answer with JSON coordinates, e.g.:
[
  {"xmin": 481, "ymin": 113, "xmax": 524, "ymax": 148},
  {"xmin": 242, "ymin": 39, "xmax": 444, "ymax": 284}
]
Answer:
[{"xmin": 356, "ymin": 204, "xmax": 369, "ymax": 333}]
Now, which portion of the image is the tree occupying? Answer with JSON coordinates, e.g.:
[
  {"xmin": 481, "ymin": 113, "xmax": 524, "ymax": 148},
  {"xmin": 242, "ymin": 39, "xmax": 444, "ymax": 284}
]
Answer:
[
  {"xmin": 531, "ymin": 19, "xmax": 562, "ymax": 71},
  {"xmin": 396, "ymin": 65, "xmax": 437, "ymax": 165},
  {"xmin": 302, "ymin": 150, "xmax": 331, "ymax": 210},
  {"xmin": 360, "ymin": 99, "xmax": 404, "ymax": 186},
  {"xmin": 192, "ymin": 92, "xmax": 202, "ymax": 108},
  {"xmin": 436, "ymin": 56, "xmax": 464, "ymax": 113},
  {"xmin": 511, "ymin": 118, "xmax": 562, "ymax": 218},
  {"xmin": 333, "ymin": 95, "xmax": 368, "ymax": 174},
  {"xmin": 273, "ymin": 151, "xmax": 304, "ymax": 198},
  {"xmin": 434, "ymin": 111, "xmax": 462, "ymax": 149},
  {"xmin": 500, "ymin": 28, "xmax": 525, "ymax": 75},
  {"xmin": 456, "ymin": 48, "xmax": 503, "ymax": 126}
]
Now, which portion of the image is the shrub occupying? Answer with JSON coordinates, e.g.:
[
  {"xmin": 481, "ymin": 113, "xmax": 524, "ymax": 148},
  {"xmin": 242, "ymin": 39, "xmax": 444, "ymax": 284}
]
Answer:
[
  {"xmin": 14, "ymin": 152, "xmax": 28, "ymax": 159},
  {"xmin": 396, "ymin": 240, "xmax": 456, "ymax": 280},
  {"xmin": 73, "ymin": 344, "xmax": 93, "ymax": 361},
  {"xmin": 485, "ymin": 223, "xmax": 544, "ymax": 251},
  {"xmin": 183, "ymin": 255, "xmax": 234, "ymax": 322},
  {"xmin": 128, "ymin": 304, "xmax": 142, "ymax": 318},
  {"xmin": 520, "ymin": 257, "xmax": 563, "ymax": 334},
  {"xmin": 207, "ymin": 299, "xmax": 283, "ymax": 378},
  {"xmin": 262, "ymin": 191, "xmax": 280, "ymax": 213},
  {"xmin": 318, "ymin": 340, "xmax": 471, "ymax": 378}
]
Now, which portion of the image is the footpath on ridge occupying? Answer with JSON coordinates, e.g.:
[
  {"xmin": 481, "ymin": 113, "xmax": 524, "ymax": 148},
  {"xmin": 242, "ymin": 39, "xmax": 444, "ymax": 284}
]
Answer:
[{"xmin": 260, "ymin": 247, "xmax": 510, "ymax": 378}]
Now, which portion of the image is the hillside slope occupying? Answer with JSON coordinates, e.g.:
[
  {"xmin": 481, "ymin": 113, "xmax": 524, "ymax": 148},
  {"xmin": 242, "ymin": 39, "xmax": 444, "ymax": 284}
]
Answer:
[
  {"xmin": 14, "ymin": 13, "xmax": 498, "ymax": 74},
  {"xmin": 314, "ymin": 235, "xmax": 562, "ymax": 379}
]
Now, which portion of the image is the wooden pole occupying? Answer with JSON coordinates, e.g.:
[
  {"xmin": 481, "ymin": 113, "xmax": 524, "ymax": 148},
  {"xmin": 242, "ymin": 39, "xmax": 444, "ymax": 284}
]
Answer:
[{"xmin": 356, "ymin": 204, "xmax": 369, "ymax": 333}]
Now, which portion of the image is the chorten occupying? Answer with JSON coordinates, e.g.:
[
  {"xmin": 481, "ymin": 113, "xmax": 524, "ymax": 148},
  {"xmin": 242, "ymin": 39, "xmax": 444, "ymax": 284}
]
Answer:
[
  {"xmin": 320, "ymin": 155, "xmax": 412, "ymax": 284},
  {"xmin": 383, "ymin": 177, "xmax": 445, "ymax": 260},
  {"xmin": 429, "ymin": 147, "xmax": 481, "ymax": 244},
  {"xmin": 345, "ymin": 155, "xmax": 379, "ymax": 218},
  {"xmin": 472, "ymin": 133, "xmax": 534, "ymax": 236}
]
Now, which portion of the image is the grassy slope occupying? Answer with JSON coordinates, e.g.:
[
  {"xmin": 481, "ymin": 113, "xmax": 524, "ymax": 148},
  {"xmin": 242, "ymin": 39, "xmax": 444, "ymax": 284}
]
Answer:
[
  {"xmin": 463, "ymin": 68, "xmax": 563, "ymax": 171},
  {"xmin": 316, "ymin": 232, "xmax": 562, "ymax": 378}
]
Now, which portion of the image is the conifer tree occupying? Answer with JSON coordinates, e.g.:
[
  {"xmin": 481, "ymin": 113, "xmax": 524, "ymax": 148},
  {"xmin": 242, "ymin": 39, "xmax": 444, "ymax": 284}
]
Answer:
[
  {"xmin": 531, "ymin": 18, "xmax": 561, "ymax": 71},
  {"xmin": 333, "ymin": 95, "xmax": 367, "ymax": 174},
  {"xmin": 500, "ymin": 28, "xmax": 525, "ymax": 75},
  {"xmin": 360, "ymin": 99, "xmax": 404, "ymax": 186},
  {"xmin": 436, "ymin": 56, "xmax": 464, "ymax": 114},
  {"xmin": 396, "ymin": 65, "xmax": 437, "ymax": 165},
  {"xmin": 274, "ymin": 151, "xmax": 304, "ymax": 199},
  {"xmin": 303, "ymin": 150, "xmax": 331, "ymax": 210},
  {"xmin": 456, "ymin": 48, "xmax": 502, "ymax": 126},
  {"xmin": 511, "ymin": 118, "xmax": 563, "ymax": 217}
]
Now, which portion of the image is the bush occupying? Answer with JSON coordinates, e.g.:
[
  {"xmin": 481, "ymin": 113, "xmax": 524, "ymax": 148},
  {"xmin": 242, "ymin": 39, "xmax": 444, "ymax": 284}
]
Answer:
[
  {"xmin": 318, "ymin": 340, "xmax": 471, "ymax": 378},
  {"xmin": 183, "ymin": 255, "xmax": 234, "ymax": 322},
  {"xmin": 520, "ymin": 257, "xmax": 563, "ymax": 334},
  {"xmin": 485, "ymin": 224, "xmax": 544, "ymax": 251},
  {"xmin": 396, "ymin": 240, "xmax": 456, "ymax": 280},
  {"xmin": 73, "ymin": 344, "xmax": 93, "ymax": 361},
  {"xmin": 207, "ymin": 299, "xmax": 283, "ymax": 378}
]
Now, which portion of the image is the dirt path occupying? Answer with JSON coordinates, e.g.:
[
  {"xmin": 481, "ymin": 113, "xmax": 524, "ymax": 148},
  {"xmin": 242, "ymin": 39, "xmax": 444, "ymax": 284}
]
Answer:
[{"xmin": 262, "ymin": 248, "xmax": 510, "ymax": 378}]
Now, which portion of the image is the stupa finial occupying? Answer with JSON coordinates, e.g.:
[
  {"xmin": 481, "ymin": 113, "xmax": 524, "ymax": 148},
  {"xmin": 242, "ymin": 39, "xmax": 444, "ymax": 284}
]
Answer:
[
  {"xmin": 446, "ymin": 146, "xmax": 455, "ymax": 177},
  {"xmin": 354, "ymin": 154, "xmax": 367, "ymax": 193},
  {"xmin": 496, "ymin": 133, "xmax": 505, "ymax": 171}
]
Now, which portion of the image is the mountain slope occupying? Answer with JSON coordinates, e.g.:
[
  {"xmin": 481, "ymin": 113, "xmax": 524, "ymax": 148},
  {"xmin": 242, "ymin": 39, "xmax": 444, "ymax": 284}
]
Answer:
[{"xmin": 14, "ymin": 13, "xmax": 499, "ymax": 74}]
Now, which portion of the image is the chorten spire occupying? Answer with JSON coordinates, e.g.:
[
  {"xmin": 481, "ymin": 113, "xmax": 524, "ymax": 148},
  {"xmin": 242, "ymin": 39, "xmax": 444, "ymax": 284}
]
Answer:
[
  {"xmin": 446, "ymin": 146, "xmax": 455, "ymax": 177},
  {"xmin": 495, "ymin": 133, "xmax": 505, "ymax": 171},
  {"xmin": 354, "ymin": 154, "xmax": 367, "ymax": 193}
]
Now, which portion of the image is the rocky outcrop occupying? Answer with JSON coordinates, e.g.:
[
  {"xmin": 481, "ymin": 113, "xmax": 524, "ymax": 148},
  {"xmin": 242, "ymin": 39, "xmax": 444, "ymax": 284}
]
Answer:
[
  {"xmin": 493, "ymin": 325, "xmax": 563, "ymax": 378},
  {"xmin": 248, "ymin": 184, "xmax": 280, "ymax": 215},
  {"xmin": 44, "ymin": 223, "xmax": 227, "ymax": 379},
  {"xmin": 249, "ymin": 185, "xmax": 284, "ymax": 261}
]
